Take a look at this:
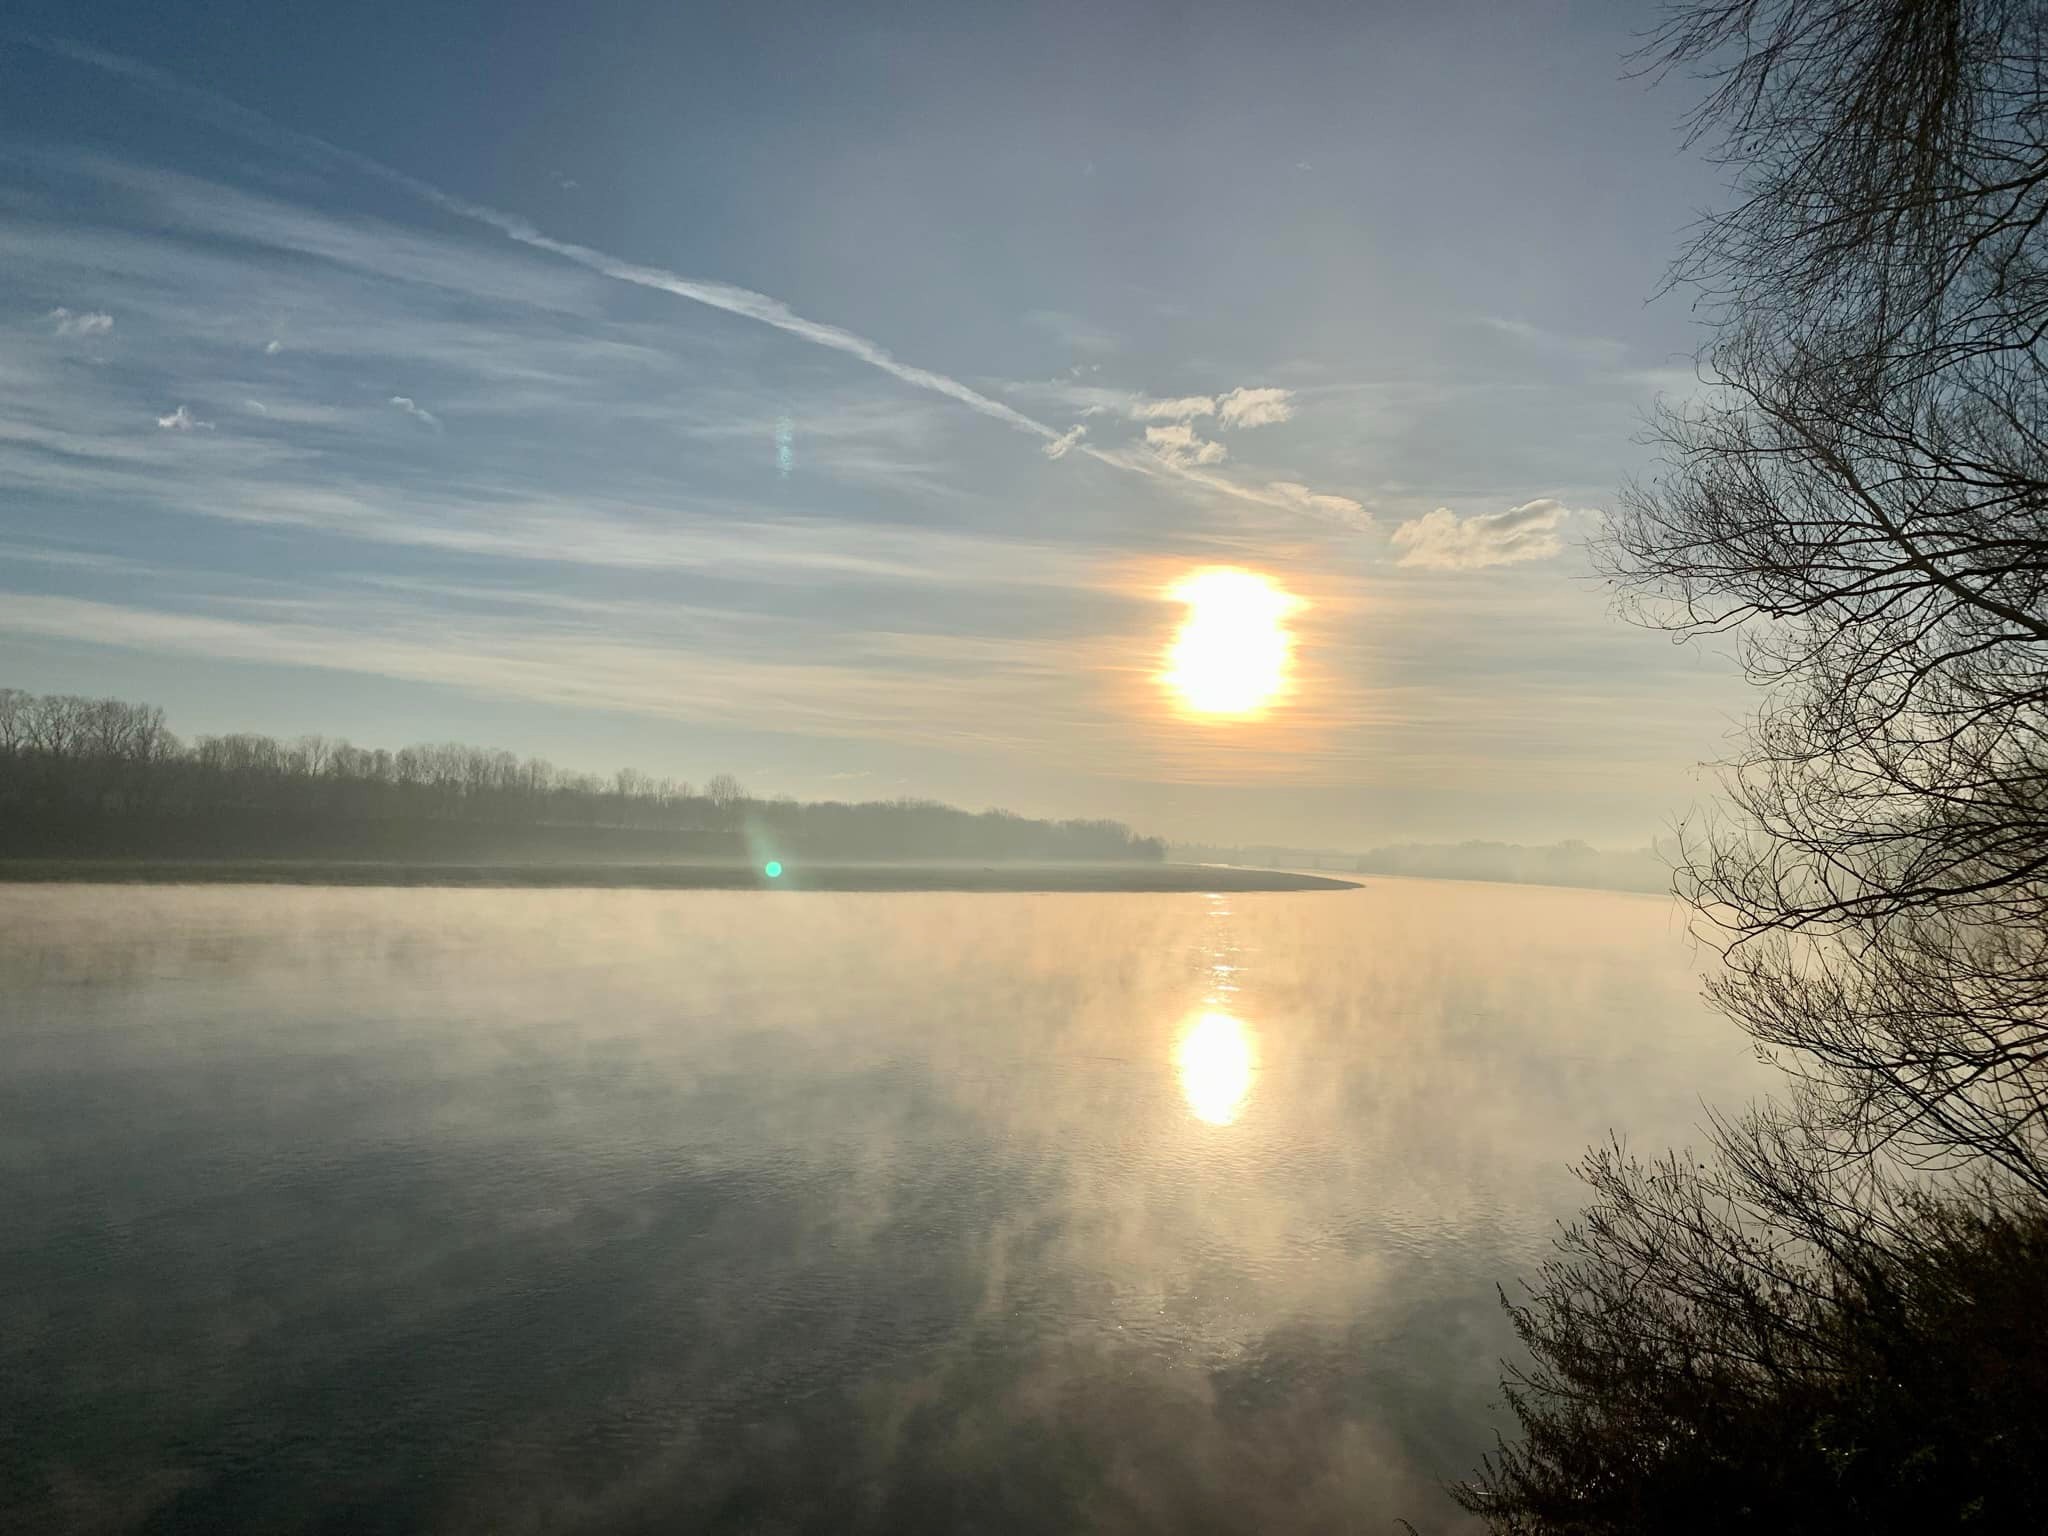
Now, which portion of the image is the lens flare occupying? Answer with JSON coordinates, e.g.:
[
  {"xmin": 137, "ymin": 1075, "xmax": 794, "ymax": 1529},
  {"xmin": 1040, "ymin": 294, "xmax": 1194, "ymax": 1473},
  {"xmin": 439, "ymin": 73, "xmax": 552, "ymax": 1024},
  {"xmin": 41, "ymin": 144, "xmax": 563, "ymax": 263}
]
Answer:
[{"xmin": 1162, "ymin": 568, "xmax": 1299, "ymax": 716}]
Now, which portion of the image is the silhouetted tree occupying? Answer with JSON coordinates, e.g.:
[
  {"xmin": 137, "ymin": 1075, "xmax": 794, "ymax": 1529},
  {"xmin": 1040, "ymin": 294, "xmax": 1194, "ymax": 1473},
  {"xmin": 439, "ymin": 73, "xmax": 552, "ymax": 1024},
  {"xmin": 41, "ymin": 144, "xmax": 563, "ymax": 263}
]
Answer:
[
  {"xmin": 1607, "ymin": 0, "xmax": 2048, "ymax": 1197},
  {"xmin": 1455, "ymin": 1145, "xmax": 2048, "ymax": 1532},
  {"xmin": 0, "ymin": 688, "xmax": 1165, "ymax": 863},
  {"xmin": 1463, "ymin": 3, "xmax": 2048, "ymax": 1528}
]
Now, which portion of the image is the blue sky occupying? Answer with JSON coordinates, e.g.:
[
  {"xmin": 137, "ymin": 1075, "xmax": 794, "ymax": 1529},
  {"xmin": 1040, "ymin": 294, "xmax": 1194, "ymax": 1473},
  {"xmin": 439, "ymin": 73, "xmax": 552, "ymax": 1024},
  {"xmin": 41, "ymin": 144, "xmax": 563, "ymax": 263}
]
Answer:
[{"xmin": 0, "ymin": 2, "xmax": 1746, "ymax": 847}]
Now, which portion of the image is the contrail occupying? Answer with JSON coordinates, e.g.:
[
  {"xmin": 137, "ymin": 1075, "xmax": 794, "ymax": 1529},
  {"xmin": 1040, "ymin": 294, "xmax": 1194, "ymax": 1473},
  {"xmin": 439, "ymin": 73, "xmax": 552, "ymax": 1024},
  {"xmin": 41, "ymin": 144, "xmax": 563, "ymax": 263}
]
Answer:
[
  {"xmin": 401, "ymin": 186, "xmax": 1062, "ymax": 442},
  {"xmin": 26, "ymin": 39, "xmax": 1366, "ymax": 524},
  {"xmin": 33, "ymin": 39, "xmax": 1059, "ymax": 444}
]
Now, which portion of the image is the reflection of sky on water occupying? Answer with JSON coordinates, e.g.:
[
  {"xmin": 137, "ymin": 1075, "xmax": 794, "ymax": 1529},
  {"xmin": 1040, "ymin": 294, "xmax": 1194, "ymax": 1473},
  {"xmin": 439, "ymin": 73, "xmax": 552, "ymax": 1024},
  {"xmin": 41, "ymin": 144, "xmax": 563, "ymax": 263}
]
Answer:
[{"xmin": 0, "ymin": 881, "xmax": 1769, "ymax": 1533}]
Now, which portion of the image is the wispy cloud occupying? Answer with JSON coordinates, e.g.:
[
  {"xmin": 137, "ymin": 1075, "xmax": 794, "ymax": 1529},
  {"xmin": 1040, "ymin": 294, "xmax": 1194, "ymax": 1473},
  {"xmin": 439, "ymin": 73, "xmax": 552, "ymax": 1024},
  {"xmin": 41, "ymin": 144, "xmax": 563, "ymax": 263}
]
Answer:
[
  {"xmin": 1128, "ymin": 394, "xmax": 1217, "ymax": 421},
  {"xmin": 1473, "ymin": 315, "xmax": 1630, "ymax": 369},
  {"xmin": 1217, "ymin": 386, "xmax": 1293, "ymax": 428},
  {"xmin": 388, "ymin": 394, "xmax": 439, "ymax": 428},
  {"xmin": 1043, "ymin": 423, "xmax": 1087, "ymax": 459},
  {"xmin": 0, "ymin": 588, "xmax": 1129, "ymax": 765},
  {"xmin": 264, "ymin": 338, "xmax": 283, "ymax": 354},
  {"xmin": 1124, "ymin": 386, "xmax": 1291, "ymax": 429},
  {"xmin": 405, "ymin": 190, "xmax": 1072, "ymax": 450},
  {"xmin": 1144, "ymin": 421, "xmax": 1227, "ymax": 467},
  {"xmin": 41, "ymin": 43, "xmax": 1374, "ymax": 532},
  {"xmin": 1019, "ymin": 384, "xmax": 1289, "ymax": 427},
  {"xmin": 1025, "ymin": 309, "xmax": 1118, "ymax": 355},
  {"xmin": 1390, "ymin": 498, "xmax": 1575, "ymax": 570},
  {"xmin": 48, "ymin": 307, "xmax": 115, "ymax": 336},
  {"xmin": 155, "ymin": 404, "xmax": 212, "ymax": 431},
  {"xmin": 1077, "ymin": 444, "xmax": 1368, "ymax": 527},
  {"xmin": 41, "ymin": 41, "xmax": 1066, "ymax": 444},
  {"xmin": 1266, "ymin": 480, "xmax": 1369, "ymax": 528}
]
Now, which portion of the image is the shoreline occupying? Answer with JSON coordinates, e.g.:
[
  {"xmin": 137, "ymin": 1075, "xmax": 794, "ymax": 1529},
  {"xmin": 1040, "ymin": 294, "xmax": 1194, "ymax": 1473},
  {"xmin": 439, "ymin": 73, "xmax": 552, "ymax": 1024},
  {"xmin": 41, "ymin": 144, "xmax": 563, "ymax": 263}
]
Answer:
[{"xmin": 0, "ymin": 859, "xmax": 1361, "ymax": 893}]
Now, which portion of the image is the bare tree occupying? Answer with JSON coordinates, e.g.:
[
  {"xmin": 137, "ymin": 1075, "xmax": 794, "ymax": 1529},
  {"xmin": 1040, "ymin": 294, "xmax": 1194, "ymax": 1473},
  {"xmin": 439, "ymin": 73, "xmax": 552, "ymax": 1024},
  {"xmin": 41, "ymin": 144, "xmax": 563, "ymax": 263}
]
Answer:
[
  {"xmin": 1454, "ymin": 1139, "xmax": 2048, "ymax": 1531},
  {"xmin": 0, "ymin": 686, "xmax": 1164, "ymax": 862},
  {"xmin": 1455, "ymin": 6, "xmax": 2048, "ymax": 1527},
  {"xmin": 1607, "ymin": 0, "xmax": 2048, "ymax": 1194}
]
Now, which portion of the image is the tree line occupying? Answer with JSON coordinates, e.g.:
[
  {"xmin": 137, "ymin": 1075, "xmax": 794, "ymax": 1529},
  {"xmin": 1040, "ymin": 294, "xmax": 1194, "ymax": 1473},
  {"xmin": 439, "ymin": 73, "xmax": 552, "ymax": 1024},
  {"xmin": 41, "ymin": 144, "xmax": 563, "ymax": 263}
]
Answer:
[{"xmin": 0, "ymin": 687, "xmax": 1166, "ymax": 863}]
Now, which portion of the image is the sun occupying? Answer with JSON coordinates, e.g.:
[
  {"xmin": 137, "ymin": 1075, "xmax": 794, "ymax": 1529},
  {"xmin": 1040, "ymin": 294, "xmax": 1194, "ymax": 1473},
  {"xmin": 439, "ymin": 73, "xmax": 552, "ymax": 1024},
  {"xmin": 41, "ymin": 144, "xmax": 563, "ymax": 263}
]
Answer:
[{"xmin": 1162, "ymin": 568, "xmax": 1300, "ymax": 716}]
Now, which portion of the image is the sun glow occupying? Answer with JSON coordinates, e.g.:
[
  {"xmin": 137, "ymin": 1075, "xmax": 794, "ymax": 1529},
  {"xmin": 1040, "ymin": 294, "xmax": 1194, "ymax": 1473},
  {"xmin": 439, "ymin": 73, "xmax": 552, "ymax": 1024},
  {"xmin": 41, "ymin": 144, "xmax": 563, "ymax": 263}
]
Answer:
[
  {"xmin": 1176, "ymin": 1010, "xmax": 1254, "ymax": 1125},
  {"xmin": 1162, "ymin": 568, "xmax": 1299, "ymax": 716}
]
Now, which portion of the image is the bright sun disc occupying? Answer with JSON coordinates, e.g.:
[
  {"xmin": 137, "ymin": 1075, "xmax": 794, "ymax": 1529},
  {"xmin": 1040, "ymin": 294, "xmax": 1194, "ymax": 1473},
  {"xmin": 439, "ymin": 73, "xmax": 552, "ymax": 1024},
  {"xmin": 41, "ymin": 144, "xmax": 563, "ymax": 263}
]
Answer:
[{"xmin": 1162, "ymin": 568, "xmax": 1299, "ymax": 716}]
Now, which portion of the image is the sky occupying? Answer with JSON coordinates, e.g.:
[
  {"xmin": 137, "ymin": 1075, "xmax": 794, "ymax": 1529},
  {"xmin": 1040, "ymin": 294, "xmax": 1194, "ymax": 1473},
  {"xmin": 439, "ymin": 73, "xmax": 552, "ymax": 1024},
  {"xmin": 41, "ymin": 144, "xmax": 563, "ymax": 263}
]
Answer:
[{"xmin": 0, "ymin": 1, "xmax": 1749, "ymax": 849}]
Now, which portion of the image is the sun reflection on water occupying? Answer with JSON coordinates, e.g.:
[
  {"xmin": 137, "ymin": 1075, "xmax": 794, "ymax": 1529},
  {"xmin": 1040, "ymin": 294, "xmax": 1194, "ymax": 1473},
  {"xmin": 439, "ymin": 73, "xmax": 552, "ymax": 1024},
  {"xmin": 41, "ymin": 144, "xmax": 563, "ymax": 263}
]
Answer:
[{"xmin": 1176, "ymin": 1010, "xmax": 1253, "ymax": 1126}]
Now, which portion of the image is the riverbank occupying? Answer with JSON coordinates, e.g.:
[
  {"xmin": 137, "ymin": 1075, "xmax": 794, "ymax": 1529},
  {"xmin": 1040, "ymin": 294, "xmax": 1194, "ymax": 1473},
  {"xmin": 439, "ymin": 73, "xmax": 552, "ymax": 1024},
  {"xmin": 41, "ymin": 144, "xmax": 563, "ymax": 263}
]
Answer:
[{"xmin": 0, "ymin": 859, "xmax": 1360, "ymax": 892}]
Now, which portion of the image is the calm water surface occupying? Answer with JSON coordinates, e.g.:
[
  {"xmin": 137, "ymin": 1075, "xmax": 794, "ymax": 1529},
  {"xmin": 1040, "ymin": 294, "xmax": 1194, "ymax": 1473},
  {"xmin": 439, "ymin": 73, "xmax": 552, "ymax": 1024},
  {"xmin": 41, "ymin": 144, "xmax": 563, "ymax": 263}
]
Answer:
[{"xmin": 0, "ymin": 880, "xmax": 1767, "ymax": 1533}]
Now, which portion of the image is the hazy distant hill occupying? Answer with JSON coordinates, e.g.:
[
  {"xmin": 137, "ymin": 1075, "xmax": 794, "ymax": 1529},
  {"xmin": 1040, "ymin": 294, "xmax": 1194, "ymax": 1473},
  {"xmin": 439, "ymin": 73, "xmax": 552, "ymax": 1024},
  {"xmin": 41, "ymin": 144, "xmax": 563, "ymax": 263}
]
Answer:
[{"xmin": 1173, "ymin": 838, "xmax": 1672, "ymax": 895}]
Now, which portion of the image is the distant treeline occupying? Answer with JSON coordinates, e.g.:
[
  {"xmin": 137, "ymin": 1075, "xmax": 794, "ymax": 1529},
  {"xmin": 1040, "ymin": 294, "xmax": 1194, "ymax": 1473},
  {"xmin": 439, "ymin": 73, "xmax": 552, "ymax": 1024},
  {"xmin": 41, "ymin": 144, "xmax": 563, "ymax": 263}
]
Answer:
[
  {"xmin": 1353, "ymin": 840, "xmax": 1669, "ymax": 893},
  {"xmin": 0, "ymin": 688, "xmax": 1167, "ymax": 864},
  {"xmin": 1174, "ymin": 838, "xmax": 1671, "ymax": 894}
]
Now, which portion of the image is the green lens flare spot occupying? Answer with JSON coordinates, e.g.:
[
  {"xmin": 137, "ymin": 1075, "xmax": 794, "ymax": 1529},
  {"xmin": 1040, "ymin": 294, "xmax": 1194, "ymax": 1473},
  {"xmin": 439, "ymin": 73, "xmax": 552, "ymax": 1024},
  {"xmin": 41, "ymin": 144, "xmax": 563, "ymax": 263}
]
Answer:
[{"xmin": 763, "ymin": 861, "xmax": 782, "ymax": 879}]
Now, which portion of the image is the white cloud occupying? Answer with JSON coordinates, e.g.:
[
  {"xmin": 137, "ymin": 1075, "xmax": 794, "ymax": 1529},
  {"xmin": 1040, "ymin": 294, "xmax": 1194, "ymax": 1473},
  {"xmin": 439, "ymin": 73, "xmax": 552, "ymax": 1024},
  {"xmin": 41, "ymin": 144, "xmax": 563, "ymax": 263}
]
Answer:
[
  {"xmin": 1043, "ymin": 423, "xmax": 1087, "ymax": 459},
  {"xmin": 48, "ymin": 307, "xmax": 114, "ymax": 336},
  {"xmin": 264, "ymin": 338, "xmax": 283, "ymax": 354},
  {"xmin": 1006, "ymin": 382, "xmax": 1216, "ymax": 422},
  {"xmin": 1128, "ymin": 394, "xmax": 1216, "ymax": 421},
  {"xmin": 1267, "ymin": 480, "xmax": 1368, "ymax": 527},
  {"xmin": 155, "ymin": 404, "xmax": 212, "ymax": 431},
  {"xmin": 1014, "ymin": 383, "xmax": 1296, "ymax": 428},
  {"xmin": 243, "ymin": 398, "xmax": 269, "ymax": 414},
  {"xmin": 1015, "ymin": 381, "xmax": 1290, "ymax": 429},
  {"xmin": 1216, "ymin": 386, "xmax": 1293, "ymax": 428},
  {"xmin": 389, "ymin": 394, "xmax": 439, "ymax": 428},
  {"xmin": 1390, "ymin": 497, "xmax": 1575, "ymax": 570},
  {"xmin": 1145, "ymin": 421, "xmax": 1227, "ymax": 467}
]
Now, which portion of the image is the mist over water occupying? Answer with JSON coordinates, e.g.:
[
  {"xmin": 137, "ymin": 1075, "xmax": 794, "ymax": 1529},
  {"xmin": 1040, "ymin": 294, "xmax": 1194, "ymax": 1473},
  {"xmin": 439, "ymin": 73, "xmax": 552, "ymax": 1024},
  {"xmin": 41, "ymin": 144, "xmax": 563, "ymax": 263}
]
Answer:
[{"xmin": 1, "ymin": 881, "xmax": 1767, "ymax": 1533}]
